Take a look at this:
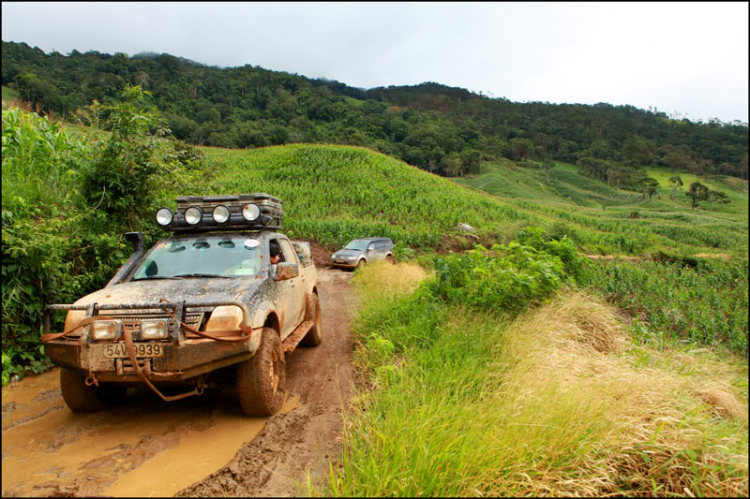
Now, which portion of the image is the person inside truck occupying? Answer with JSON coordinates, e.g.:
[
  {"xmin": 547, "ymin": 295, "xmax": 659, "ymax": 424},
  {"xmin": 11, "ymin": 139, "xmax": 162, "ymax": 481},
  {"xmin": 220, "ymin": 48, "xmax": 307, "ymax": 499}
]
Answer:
[{"xmin": 269, "ymin": 240, "xmax": 281, "ymax": 265}]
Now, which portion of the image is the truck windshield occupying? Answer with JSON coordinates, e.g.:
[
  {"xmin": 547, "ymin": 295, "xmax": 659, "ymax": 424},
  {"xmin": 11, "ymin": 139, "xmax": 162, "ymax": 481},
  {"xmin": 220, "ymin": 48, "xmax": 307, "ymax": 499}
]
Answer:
[
  {"xmin": 344, "ymin": 240, "xmax": 370, "ymax": 251},
  {"xmin": 131, "ymin": 236, "xmax": 262, "ymax": 279}
]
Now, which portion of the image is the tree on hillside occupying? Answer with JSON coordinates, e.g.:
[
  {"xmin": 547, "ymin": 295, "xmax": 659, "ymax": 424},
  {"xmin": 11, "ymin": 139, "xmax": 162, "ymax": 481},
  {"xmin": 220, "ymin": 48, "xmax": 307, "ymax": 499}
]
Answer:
[
  {"xmin": 510, "ymin": 138, "xmax": 533, "ymax": 161},
  {"xmin": 708, "ymin": 190, "xmax": 730, "ymax": 206},
  {"xmin": 669, "ymin": 175, "xmax": 683, "ymax": 199},
  {"xmin": 460, "ymin": 148, "xmax": 481, "ymax": 175},
  {"xmin": 640, "ymin": 177, "xmax": 659, "ymax": 200},
  {"xmin": 686, "ymin": 181, "xmax": 709, "ymax": 210},
  {"xmin": 441, "ymin": 153, "xmax": 463, "ymax": 177}
]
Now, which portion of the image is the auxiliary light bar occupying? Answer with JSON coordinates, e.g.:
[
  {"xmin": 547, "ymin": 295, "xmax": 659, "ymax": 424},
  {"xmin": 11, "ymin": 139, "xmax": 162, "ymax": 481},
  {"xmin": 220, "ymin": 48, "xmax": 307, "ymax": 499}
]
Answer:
[{"xmin": 155, "ymin": 194, "xmax": 283, "ymax": 233}]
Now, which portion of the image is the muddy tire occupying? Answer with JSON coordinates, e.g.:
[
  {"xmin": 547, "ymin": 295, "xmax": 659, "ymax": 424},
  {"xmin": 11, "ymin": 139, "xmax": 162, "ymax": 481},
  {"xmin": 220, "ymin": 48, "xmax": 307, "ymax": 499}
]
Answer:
[
  {"xmin": 60, "ymin": 368, "xmax": 126, "ymax": 412},
  {"xmin": 356, "ymin": 259, "xmax": 366, "ymax": 270},
  {"xmin": 385, "ymin": 254, "xmax": 395, "ymax": 264},
  {"xmin": 301, "ymin": 293, "xmax": 323, "ymax": 347},
  {"xmin": 237, "ymin": 328, "xmax": 286, "ymax": 416}
]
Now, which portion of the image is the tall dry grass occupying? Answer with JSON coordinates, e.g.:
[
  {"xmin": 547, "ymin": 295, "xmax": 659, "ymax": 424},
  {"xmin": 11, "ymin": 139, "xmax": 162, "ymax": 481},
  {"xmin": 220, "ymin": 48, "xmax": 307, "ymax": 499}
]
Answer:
[
  {"xmin": 328, "ymin": 274, "xmax": 748, "ymax": 497},
  {"xmin": 485, "ymin": 290, "xmax": 748, "ymax": 496}
]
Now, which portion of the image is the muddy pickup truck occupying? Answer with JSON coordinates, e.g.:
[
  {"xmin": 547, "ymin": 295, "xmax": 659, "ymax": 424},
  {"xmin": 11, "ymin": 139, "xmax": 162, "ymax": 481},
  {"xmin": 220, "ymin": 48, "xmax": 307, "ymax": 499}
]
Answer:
[{"xmin": 42, "ymin": 194, "xmax": 322, "ymax": 416}]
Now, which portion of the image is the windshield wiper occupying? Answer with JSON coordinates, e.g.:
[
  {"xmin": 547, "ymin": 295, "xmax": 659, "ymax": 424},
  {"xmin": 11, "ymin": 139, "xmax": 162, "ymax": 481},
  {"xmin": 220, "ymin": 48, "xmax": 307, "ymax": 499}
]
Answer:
[
  {"xmin": 173, "ymin": 273, "xmax": 230, "ymax": 279},
  {"xmin": 132, "ymin": 276, "xmax": 183, "ymax": 281}
]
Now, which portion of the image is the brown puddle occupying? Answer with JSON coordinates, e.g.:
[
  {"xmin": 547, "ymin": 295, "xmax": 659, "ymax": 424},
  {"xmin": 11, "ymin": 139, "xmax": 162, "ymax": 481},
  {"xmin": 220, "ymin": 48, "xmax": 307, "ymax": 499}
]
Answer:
[
  {"xmin": 2, "ymin": 368, "xmax": 298, "ymax": 497},
  {"xmin": 103, "ymin": 397, "xmax": 298, "ymax": 498}
]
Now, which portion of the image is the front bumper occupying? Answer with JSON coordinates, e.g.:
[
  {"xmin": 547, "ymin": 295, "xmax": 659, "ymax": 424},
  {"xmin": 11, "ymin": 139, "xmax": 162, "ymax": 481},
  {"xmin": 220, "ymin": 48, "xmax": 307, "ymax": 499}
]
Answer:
[
  {"xmin": 331, "ymin": 259, "xmax": 358, "ymax": 268},
  {"xmin": 44, "ymin": 300, "xmax": 258, "ymax": 382}
]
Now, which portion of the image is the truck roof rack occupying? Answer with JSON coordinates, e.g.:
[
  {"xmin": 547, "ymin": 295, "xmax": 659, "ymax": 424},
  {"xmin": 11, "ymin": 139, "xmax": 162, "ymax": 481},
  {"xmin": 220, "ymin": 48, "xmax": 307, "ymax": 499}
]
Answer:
[{"xmin": 155, "ymin": 193, "xmax": 284, "ymax": 233}]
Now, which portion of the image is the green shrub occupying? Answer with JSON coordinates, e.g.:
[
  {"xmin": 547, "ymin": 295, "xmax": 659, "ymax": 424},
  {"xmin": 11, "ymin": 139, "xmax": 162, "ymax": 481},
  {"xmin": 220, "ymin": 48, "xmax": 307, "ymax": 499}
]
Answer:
[
  {"xmin": 431, "ymin": 241, "xmax": 567, "ymax": 312},
  {"xmin": 81, "ymin": 85, "xmax": 167, "ymax": 218},
  {"xmin": 2, "ymin": 92, "xmax": 209, "ymax": 378}
]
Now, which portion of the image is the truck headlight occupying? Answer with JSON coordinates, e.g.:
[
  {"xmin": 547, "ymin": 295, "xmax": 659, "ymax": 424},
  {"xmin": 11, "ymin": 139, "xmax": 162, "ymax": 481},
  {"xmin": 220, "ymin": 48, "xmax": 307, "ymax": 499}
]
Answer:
[
  {"xmin": 242, "ymin": 203, "xmax": 261, "ymax": 222},
  {"xmin": 156, "ymin": 208, "xmax": 174, "ymax": 226},
  {"xmin": 90, "ymin": 320, "xmax": 122, "ymax": 341},
  {"xmin": 141, "ymin": 319, "xmax": 169, "ymax": 340},
  {"xmin": 212, "ymin": 205, "xmax": 230, "ymax": 224},
  {"xmin": 185, "ymin": 206, "xmax": 203, "ymax": 225}
]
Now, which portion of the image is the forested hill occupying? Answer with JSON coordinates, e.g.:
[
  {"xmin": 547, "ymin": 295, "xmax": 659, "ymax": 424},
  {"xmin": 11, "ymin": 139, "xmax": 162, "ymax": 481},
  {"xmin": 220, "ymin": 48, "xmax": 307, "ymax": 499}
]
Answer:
[{"xmin": 2, "ymin": 40, "xmax": 747, "ymax": 180}]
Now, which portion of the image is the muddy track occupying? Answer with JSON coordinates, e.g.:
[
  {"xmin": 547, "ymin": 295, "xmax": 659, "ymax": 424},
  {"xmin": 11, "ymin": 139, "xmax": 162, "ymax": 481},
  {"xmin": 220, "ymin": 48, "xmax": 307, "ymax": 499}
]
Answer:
[{"xmin": 1, "ymin": 268, "xmax": 357, "ymax": 498}]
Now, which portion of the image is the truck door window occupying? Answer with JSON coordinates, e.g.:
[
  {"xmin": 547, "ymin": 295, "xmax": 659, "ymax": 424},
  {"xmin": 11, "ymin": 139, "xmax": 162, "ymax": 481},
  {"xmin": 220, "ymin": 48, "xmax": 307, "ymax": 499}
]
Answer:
[{"xmin": 278, "ymin": 239, "xmax": 298, "ymax": 265}]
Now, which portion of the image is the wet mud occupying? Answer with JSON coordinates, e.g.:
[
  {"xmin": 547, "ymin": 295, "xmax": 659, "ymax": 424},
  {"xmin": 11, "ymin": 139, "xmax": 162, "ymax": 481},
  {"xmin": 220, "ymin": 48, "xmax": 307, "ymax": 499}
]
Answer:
[{"xmin": 1, "ymin": 268, "xmax": 356, "ymax": 497}]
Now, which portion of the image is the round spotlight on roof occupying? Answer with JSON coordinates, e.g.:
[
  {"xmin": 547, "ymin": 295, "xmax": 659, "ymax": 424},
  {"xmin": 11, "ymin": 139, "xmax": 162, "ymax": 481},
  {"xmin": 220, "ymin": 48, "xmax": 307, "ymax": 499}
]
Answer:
[
  {"xmin": 184, "ymin": 206, "xmax": 203, "ymax": 225},
  {"xmin": 155, "ymin": 208, "xmax": 174, "ymax": 227},
  {"xmin": 212, "ymin": 205, "xmax": 230, "ymax": 224},
  {"xmin": 242, "ymin": 203, "xmax": 261, "ymax": 222}
]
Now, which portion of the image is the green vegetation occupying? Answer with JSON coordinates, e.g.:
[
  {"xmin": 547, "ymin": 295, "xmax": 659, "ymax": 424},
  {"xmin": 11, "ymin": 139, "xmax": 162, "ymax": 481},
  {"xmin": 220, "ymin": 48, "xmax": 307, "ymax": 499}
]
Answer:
[
  {"xmin": 2, "ymin": 41, "xmax": 747, "ymax": 181},
  {"xmin": 2, "ymin": 92, "xmax": 747, "ymax": 494},
  {"xmin": 581, "ymin": 258, "xmax": 748, "ymax": 353},
  {"xmin": 327, "ymin": 261, "xmax": 748, "ymax": 497},
  {"xmin": 2, "ymin": 84, "xmax": 18, "ymax": 102},
  {"xmin": 2, "ymin": 88, "xmax": 207, "ymax": 384}
]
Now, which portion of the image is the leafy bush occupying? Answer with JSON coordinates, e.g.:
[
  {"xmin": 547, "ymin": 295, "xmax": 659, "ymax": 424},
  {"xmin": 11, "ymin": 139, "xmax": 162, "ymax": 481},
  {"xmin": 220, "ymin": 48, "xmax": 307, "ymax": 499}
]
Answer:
[
  {"xmin": 2, "ymin": 91, "xmax": 209, "ymax": 379},
  {"xmin": 431, "ymin": 240, "xmax": 567, "ymax": 312},
  {"xmin": 517, "ymin": 226, "xmax": 587, "ymax": 281},
  {"xmin": 80, "ymin": 85, "xmax": 167, "ymax": 219}
]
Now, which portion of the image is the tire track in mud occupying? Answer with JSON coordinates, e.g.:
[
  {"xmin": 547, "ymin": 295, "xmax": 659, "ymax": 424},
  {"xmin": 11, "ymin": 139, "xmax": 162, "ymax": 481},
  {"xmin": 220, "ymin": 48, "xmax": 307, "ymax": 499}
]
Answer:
[{"xmin": 1, "ymin": 268, "xmax": 357, "ymax": 497}]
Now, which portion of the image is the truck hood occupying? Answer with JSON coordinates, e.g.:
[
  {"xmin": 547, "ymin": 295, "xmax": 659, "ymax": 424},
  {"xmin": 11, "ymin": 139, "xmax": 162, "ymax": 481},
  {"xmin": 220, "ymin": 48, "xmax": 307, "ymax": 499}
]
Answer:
[
  {"xmin": 333, "ymin": 249, "xmax": 362, "ymax": 258},
  {"xmin": 73, "ymin": 277, "xmax": 263, "ymax": 308}
]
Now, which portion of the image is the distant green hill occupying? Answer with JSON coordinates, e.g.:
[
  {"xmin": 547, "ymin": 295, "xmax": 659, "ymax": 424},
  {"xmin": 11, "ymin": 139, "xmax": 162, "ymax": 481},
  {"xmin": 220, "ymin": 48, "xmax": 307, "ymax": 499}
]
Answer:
[
  {"xmin": 2, "ymin": 40, "xmax": 747, "ymax": 181},
  {"xmin": 189, "ymin": 144, "xmax": 747, "ymax": 258}
]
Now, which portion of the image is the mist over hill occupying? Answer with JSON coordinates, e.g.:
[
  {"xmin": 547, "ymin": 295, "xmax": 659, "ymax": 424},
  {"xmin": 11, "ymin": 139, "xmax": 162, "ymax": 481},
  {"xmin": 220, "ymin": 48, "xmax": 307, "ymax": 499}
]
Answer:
[{"xmin": 2, "ymin": 40, "xmax": 747, "ymax": 182}]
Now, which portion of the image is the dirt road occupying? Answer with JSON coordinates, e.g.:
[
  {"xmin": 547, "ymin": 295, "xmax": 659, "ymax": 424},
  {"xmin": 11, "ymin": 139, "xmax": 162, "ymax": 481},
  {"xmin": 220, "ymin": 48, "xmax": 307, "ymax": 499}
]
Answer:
[{"xmin": 1, "ymin": 268, "xmax": 356, "ymax": 497}]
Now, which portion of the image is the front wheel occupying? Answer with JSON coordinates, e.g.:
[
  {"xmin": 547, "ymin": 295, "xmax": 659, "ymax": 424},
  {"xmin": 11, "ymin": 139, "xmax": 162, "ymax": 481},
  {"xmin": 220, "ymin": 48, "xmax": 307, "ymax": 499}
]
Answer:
[
  {"xmin": 60, "ymin": 368, "xmax": 126, "ymax": 412},
  {"xmin": 301, "ymin": 293, "xmax": 323, "ymax": 347},
  {"xmin": 237, "ymin": 328, "xmax": 286, "ymax": 416},
  {"xmin": 356, "ymin": 259, "xmax": 367, "ymax": 270},
  {"xmin": 385, "ymin": 254, "xmax": 395, "ymax": 264}
]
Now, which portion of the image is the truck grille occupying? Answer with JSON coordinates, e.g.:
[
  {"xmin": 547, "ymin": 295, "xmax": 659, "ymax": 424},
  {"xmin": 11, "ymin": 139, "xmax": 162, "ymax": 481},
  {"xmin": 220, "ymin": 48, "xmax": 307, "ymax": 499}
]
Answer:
[{"xmin": 112, "ymin": 313, "xmax": 205, "ymax": 339}]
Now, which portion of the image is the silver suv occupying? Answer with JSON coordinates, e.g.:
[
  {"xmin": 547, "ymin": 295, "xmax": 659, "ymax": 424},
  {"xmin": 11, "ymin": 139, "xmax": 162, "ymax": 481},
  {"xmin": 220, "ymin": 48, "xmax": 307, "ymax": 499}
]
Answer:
[{"xmin": 331, "ymin": 237, "xmax": 394, "ymax": 269}]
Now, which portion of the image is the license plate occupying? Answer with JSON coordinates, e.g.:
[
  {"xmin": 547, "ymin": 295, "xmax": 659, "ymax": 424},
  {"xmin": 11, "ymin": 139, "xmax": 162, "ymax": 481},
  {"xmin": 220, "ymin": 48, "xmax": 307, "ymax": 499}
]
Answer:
[{"xmin": 104, "ymin": 343, "xmax": 164, "ymax": 358}]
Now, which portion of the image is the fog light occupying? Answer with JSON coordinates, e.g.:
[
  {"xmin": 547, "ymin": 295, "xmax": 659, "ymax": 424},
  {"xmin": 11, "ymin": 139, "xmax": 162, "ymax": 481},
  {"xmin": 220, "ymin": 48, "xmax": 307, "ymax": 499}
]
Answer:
[
  {"xmin": 242, "ymin": 203, "xmax": 260, "ymax": 221},
  {"xmin": 155, "ymin": 208, "xmax": 174, "ymax": 226},
  {"xmin": 141, "ymin": 319, "xmax": 169, "ymax": 340},
  {"xmin": 212, "ymin": 205, "xmax": 230, "ymax": 224},
  {"xmin": 185, "ymin": 206, "xmax": 202, "ymax": 225},
  {"xmin": 90, "ymin": 320, "xmax": 122, "ymax": 341}
]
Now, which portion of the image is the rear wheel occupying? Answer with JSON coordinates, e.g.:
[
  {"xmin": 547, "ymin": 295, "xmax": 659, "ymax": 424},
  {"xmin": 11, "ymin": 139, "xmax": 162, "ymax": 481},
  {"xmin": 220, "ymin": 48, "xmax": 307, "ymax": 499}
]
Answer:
[
  {"xmin": 237, "ymin": 328, "xmax": 286, "ymax": 416},
  {"xmin": 301, "ymin": 293, "xmax": 323, "ymax": 347},
  {"xmin": 385, "ymin": 254, "xmax": 395, "ymax": 264},
  {"xmin": 60, "ymin": 368, "xmax": 126, "ymax": 412}
]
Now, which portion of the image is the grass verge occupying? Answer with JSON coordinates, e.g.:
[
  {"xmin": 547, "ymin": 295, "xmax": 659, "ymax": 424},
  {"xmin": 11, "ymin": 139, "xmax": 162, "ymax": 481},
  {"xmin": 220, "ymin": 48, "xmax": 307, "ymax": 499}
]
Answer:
[{"xmin": 325, "ymin": 261, "xmax": 748, "ymax": 497}]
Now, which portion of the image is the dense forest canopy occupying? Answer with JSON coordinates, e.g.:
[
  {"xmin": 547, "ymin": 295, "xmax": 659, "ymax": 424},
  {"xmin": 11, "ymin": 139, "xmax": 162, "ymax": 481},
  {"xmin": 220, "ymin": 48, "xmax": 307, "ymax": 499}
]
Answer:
[{"xmin": 2, "ymin": 41, "xmax": 747, "ymax": 180}]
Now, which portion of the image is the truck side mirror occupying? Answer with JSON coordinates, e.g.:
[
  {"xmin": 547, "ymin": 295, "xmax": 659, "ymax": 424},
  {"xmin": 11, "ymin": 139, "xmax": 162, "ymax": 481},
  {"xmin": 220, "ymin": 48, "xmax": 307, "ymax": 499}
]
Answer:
[{"xmin": 275, "ymin": 262, "xmax": 299, "ymax": 281}]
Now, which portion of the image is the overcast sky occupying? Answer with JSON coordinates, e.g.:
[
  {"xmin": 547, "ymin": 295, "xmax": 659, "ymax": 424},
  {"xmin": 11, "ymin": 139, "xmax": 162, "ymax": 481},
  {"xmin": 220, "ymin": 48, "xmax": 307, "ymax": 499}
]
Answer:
[{"xmin": 2, "ymin": 2, "xmax": 748, "ymax": 123}]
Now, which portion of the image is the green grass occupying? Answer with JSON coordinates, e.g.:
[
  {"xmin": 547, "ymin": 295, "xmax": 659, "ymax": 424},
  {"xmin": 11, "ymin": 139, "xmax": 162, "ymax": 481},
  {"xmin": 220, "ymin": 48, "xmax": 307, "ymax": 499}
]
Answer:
[
  {"xmin": 646, "ymin": 166, "xmax": 749, "ymax": 215},
  {"xmin": 325, "ymin": 263, "xmax": 749, "ymax": 497},
  {"xmin": 197, "ymin": 145, "xmax": 539, "ymax": 250},
  {"xmin": 2, "ymin": 85, "xmax": 19, "ymax": 102},
  {"xmin": 456, "ymin": 160, "xmax": 748, "ymax": 257},
  {"xmin": 4, "ymin": 104, "xmax": 747, "ymax": 494}
]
